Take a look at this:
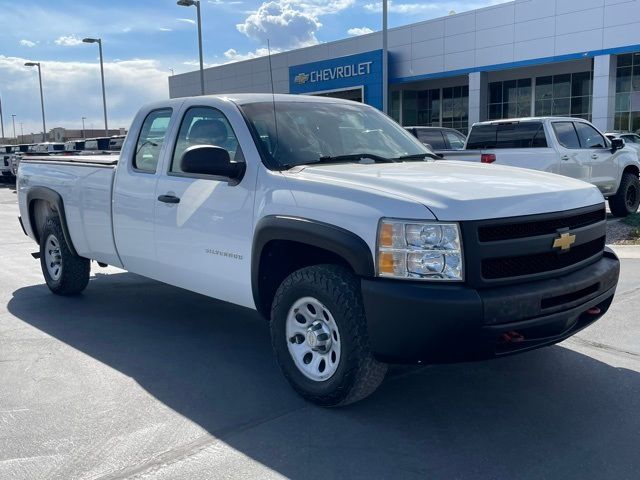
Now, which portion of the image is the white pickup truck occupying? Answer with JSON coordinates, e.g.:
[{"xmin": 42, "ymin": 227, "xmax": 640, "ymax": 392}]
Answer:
[
  {"xmin": 17, "ymin": 95, "xmax": 620, "ymax": 406},
  {"xmin": 443, "ymin": 117, "xmax": 640, "ymax": 217}
]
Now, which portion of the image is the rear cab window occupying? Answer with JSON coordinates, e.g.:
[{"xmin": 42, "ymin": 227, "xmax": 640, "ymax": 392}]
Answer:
[
  {"xmin": 466, "ymin": 122, "xmax": 547, "ymax": 149},
  {"xmin": 133, "ymin": 108, "xmax": 173, "ymax": 173}
]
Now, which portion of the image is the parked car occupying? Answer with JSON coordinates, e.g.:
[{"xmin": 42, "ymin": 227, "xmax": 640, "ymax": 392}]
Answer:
[
  {"xmin": 64, "ymin": 140, "xmax": 86, "ymax": 152},
  {"xmin": 1, "ymin": 145, "xmax": 14, "ymax": 181},
  {"xmin": 605, "ymin": 132, "xmax": 640, "ymax": 155},
  {"xmin": 109, "ymin": 135, "xmax": 126, "ymax": 151},
  {"xmin": 9, "ymin": 144, "xmax": 36, "ymax": 177},
  {"xmin": 83, "ymin": 137, "xmax": 111, "ymax": 152},
  {"xmin": 404, "ymin": 126, "xmax": 466, "ymax": 157},
  {"xmin": 32, "ymin": 142, "xmax": 65, "ymax": 154},
  {"xmin": 444, "ymin": 117, "xmax": 640, "ymax": 217},
  {"xmin": 17, "ymin": 95, "xmax": 619, "ymax": 406}
]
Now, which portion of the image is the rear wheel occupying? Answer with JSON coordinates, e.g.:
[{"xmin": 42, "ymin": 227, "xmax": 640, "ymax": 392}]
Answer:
[
  {"xmin": 39, "ymin": 216, "xmax": 90, "ymax": 295},
  {"xmin": 271, "ymin": 265, "xmax": 387, "ymax": 406},
  {"xmin": 609, "ymin": 172, "xmax": 640, "ymax": 217}
]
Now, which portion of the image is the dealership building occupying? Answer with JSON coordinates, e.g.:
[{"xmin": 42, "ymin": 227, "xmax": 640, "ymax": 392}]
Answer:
[{"xmin": 169, "ymin": 0, "xmax": 640, "ymax": 134}]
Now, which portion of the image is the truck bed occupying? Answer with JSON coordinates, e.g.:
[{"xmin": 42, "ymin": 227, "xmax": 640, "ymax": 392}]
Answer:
[{"xmin": 18, "ymin": 159, "xmax": 121, "ymax": 268}]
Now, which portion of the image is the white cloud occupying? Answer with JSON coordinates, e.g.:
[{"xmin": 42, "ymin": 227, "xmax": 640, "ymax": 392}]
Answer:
[
  {"xmin": 159, "ymin": 27, "xmax": 172, "ymax": 32},
  {"xmin": 19, "ymin": 39, "xmax": 37, "ymax": 47},
  {"xmin": 223, "ymin": 47, "xmax": 272, "ymax": 62},
  {"xmin": 237, "ymin": 2, "xmax": 321, "ymax": 49},
  {"xmin": 236, "ymin": 0, "xmax": 355, "ymax": 50},
  {"xmin": 347, "ymin": 27, "xmax": 374, "ymax": 36},
  {"xmin": 364, "ymin": 0, "xmax": 508, "ymax": 14},
  {"xmin": 0, "ymin": 55, "xmax": 168, "ymax": 133},
  {"xmin": 54, "ymin": 35, "xmax": 84, "ymax": 47},
  {"xmin": 177, "ymin": 18, "xmax": 196, "ymax": 25}
]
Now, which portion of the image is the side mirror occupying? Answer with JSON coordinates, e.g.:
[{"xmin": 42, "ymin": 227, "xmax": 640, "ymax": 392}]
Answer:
[
  {"xmin": 180, "ymin": 145, "xmax": 245, "ymax": 184},
  {"xmin": 610, "ymin": 138, "xmax": 625, "ymax": 153}
]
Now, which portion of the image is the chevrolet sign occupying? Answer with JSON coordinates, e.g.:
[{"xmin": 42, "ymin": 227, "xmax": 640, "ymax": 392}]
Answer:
[{"xmin": 294, "ymin": 61, "xmax": 373, "ymax": 86}]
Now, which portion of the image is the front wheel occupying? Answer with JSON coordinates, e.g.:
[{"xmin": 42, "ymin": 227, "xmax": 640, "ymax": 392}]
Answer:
[
  {"xmin": 39, "ymin": 216, "xmax": 90, "ymax": 295},
  {"xmin": 270, "ymin": 265, "xmax": 387, "ymax": 407},
  {"xmin": 609, "ymin": 172, "xmax": 640, "ymax": 217}
]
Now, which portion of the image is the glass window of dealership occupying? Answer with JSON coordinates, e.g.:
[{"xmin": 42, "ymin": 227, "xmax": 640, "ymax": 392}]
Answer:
[{"xmin": 391, "ymin": 52, "xmax": 640, "ymax": 134}]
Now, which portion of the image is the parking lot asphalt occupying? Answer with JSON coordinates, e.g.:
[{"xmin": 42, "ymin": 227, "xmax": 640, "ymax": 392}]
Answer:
[{"xmin": 1, "ymin": 182, "xmax": 639, "ymax": 480}]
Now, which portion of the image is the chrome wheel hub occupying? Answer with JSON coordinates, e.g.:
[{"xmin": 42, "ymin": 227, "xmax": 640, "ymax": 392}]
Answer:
[
  {"xmin": 44, "ymin": 234, "xmax": 62, "ymax": 281},
  {"xmin": 286, "ymin": 297, "xmax": 341, "ymax": 382}
]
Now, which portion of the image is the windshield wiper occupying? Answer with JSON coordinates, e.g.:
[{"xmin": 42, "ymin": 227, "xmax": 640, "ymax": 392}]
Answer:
[
  {"xmin": 395, "ymin": 153, "xmax": 438, "ymax": 161},
  {"xmin": 313, "ymin": 153, "xmax": 396, "ymax": 164}
]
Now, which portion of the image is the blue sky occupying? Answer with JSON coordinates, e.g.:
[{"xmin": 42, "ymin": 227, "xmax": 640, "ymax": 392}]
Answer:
[{"xmin": 0, "ymin": 0, "xmax": 507, "ymax": 136}]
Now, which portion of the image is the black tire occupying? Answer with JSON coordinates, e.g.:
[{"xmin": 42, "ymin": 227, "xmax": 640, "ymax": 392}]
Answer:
[
  {"xmin": 271, "ymin": 265, "xmax": 387, "ymax": 407},
  {"xmin": 39, "ymin": 216, "xmax": 90, "ymax": 295},
  {"xmin": 609, "ymin": 172, "xmax": 640, "ymax": 217}
]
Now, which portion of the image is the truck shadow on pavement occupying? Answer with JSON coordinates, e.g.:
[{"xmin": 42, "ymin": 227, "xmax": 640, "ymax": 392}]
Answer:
[{"xmin": 7, "ymin": 271, "xmax": 640, "ymax": 479}]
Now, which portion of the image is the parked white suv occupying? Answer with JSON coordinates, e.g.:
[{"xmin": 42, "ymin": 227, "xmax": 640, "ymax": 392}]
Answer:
[{"xmin": 445, "ymin": 117, "xmax": 640, "ymax": 217}]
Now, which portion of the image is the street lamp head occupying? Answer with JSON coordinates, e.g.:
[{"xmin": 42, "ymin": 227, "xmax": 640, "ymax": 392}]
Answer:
[
  {"xmin": 82, "ymin": 37, "xmax": 100, "ymax": 44},
  {"xmin": 177, "ymin": 0, "xmax": 197, "ymax": 6},
  {"xmin": 24, "ymin": 62, "xmax": 38, "ymax": 67}
]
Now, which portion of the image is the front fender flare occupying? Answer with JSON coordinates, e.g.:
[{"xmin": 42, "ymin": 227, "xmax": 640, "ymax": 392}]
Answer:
[{"xmin": 251, "ymin": 215, "xmax": 375, "ymax": 315}]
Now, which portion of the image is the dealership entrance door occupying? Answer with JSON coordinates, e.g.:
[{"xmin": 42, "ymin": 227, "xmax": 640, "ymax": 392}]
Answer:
[{"xmin": 311, "ymin": 87, "xmax": 364, "ymax": 103}]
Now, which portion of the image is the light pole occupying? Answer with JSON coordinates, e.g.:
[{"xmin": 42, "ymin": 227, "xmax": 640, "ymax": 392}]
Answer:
[
  {"xmin": 177, "ymin": 0, "xmax": 205, "ymax": 95},
  {"xmin": 82, "ymin": 117, "xmax": 86, "ymax": 138},
  {"xmin": 19, "ymin": 123, "xmax": 23, "ymax": 142},
  {"xmin": 24, "ymin": 62, "xmax": 47, "ymax": 142},
  {"xmin": 0, "ymin": 94, "xmax": 4, "ymax": 139},
  {"xmin": 82, "ymin": 37, "xmax": 109, "ymax": 137},
  {"xmin": 382, "ymin": 0, "xmax": 388, "ymax": 114},
  {"xmin": 11, "ymin": 114, "xmax": 16, "ymax": 142},
  {"xmin": 169, "ymin": 68, "xmax": 175, "ymax": 76}
]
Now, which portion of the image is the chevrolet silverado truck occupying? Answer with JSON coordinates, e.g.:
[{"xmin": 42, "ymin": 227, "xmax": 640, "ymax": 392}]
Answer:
[
  {"xmin": 17, "ymin": 95, "xmax": 620, "ymax": 406},
  {"xmin": 443, "ymin": 117, "xmax": 640, "ymax": 217}
]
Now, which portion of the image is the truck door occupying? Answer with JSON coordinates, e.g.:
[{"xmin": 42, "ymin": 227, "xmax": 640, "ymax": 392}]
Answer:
[
  {"xmin": 152, "ymin": 104, "xmax": 257, "ymax": 309},
  {"xmin": 113, "ymin": 107, "xmax": 174, "ymax": 277},
  {"xmin": 573, "ymin": 121, "xmax": 618, "ymax": 195},
  {"xmin": 552, "ymin": 121, "xmax": 590, "ymax": 183}
]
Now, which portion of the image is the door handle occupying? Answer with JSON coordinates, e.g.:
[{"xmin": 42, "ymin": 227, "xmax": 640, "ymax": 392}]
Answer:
[
  {"xmin": 591, "ymin": 154, "xmax": 599, "ymax": 159},
  {"xmin": 158, "ymin": 194, "xmax": 180, "ymax": 204},
  {"xmin": 561, "ymin": 155, "xmax": 570, "ymax": 161}
]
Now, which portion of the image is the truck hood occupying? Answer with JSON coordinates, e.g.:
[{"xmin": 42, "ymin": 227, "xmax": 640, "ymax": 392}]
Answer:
[{"xmin": 285, "ymin": 160, "xmax": 604, "ymax": 221}]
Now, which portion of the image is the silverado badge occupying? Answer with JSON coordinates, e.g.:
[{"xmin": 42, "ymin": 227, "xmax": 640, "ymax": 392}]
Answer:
[{"xmin": 553, "ymin": 232, "xmax": 576, "ymax": 251}]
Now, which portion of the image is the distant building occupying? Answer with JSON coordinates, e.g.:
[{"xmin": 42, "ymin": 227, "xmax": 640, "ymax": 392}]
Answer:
[
  {"xmin": 0, "ymin": 128, "xmax": 126, "ymax": 145},
  {"xmin": 170, "ymin": 0, "xmax": 640, "ymax": 134}
]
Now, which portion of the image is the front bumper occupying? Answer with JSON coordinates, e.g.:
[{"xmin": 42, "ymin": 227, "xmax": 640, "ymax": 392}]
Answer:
[{"xmin": 361, "ymin": 248, "xmax": 619, "ymax": 364}]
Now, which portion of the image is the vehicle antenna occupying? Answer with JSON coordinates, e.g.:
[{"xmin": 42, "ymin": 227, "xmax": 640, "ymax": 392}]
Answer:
[{"xmin": 267, "ymin": 39, "xmax": 279, "ymax": 158}]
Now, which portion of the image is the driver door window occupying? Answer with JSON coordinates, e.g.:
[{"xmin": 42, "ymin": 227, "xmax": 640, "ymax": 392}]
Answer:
[
  {"xmin": 171, "ymin": 107, "xmax": 242, "ymax": 174},
  {"xmin": 574, "ymin": 122, "xmax": 606, "ymax": 149}
]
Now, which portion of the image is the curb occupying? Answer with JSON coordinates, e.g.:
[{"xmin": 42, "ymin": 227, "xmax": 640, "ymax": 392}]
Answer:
[{"xmin": 608, "ymin": 244, "xmax": 640, "ymax": 259}]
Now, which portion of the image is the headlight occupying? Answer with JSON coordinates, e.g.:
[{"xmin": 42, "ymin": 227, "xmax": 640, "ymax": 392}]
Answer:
[{"xmin": 377, "ymin": 219, "xmax": 463, "ymax": 281}]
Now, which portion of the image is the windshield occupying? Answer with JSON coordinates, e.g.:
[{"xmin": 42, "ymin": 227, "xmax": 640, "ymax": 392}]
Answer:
[{"xmin": 239, "ymin": 101, "xmax": 433, "ymax": 168}]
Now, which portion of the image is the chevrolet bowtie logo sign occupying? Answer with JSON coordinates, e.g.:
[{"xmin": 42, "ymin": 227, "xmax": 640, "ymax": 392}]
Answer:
[
  {"xmin": 553, "ymin": 232, "xmax": 576, "ymax": 251},
  {"xmin": 294, "ymin": 73, "xmax": 310, "ymax": 85}
]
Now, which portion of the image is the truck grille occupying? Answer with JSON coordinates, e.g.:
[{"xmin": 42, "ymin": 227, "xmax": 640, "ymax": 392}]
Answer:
[
  {"xmin": 481, "ymin": 237, "xmax": 605, "ymax": 280},
  {"xmin": 461, "ymin": 205, "xmax": 607, "ymax": 287},
  {"xmin": 478, "ymin": 208, "xmax": 605, "ymax": 242}
]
